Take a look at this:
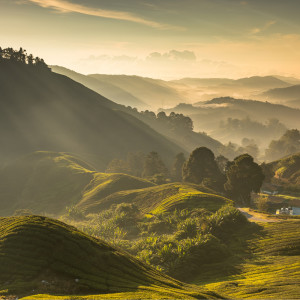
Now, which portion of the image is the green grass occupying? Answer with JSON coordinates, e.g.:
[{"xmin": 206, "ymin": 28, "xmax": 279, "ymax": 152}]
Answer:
[
  {"xmin": 0, "ymin": 151, "xmax": 154, "ymax": 216},
  {"xmin": 269, "ymin": 152, "xmax": 300, "ymax": 185},
  {"xmin": 85, "ymin": 183, "xmax": 232, "ymax": 215},
  {"xmin": 0, "ymin": 216, "xmax": 221, "ymax": 299},
  {"xmin": 193, "ymin": 220, "xmax": 300, "ymax": 299}
]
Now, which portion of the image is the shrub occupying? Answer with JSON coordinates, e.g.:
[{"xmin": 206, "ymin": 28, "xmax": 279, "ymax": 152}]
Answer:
[
  {"xmin": 208, "ymin": 205, "xmax": 248, "ymax": 238},
  {"xmin": 66, "ymin": 205, "xmax": 86, "ymax": 221},
  {"xmin": 257, "ymin": 196, "xmax": 269, "ymax": 212},
  {"xmin": 177, "ymin": 218, "xmax": 198, "ymax": 239}
]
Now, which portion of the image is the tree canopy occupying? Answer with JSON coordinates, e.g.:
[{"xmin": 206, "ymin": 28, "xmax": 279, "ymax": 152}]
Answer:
[
  {"xmin": 0, "ymin": 47, "xmax": 50, "ymax": 71},
  {"xmin": 183, "ymin": 147, "xmax": 224, "ymax": 190},
  {"xmin": 224, "ymin": 154, "xmax": 265, "ymax": 205}
]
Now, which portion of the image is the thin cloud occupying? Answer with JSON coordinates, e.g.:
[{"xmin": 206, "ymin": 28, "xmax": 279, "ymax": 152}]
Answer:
[
  {"xmin": 24, "ymin": 0, "xmax": 183, "ymax": 30},
  {"xmin": 251, "ymin": 20, "xmax": 277, "ymax": 34}
]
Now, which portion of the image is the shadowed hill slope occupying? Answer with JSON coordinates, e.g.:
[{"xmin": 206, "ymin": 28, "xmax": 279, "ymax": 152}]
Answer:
[
  {"xmin": 50, "ymin": 66, "xmax": 223, "ymax": 154},
  {"xmin": 0, "ymin": 62, "xmax": 183, "ymax": 169},
  {"xmin": 0, "ymin": 151, "xmax": 154, "ymax": 216},
  {"xmin": 51, "ymin": 66, "xmax": 148, "ymax": 109},
  {"xmin": 82, "ymin": 183, "xmax": 232, "ymax": 215},
  {"xmin": 0, "ymin": 216, "xmax": 221, "ymax": 299}
]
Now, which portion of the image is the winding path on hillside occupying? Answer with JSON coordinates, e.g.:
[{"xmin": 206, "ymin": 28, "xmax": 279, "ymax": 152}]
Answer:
[{"xmin": 237, "ymin": 207, "xmax": 278, "ymax": 223}]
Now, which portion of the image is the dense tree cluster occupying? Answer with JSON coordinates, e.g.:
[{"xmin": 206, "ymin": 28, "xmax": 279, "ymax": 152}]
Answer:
[
  {"xmin": 0, "ymin": 47, "xmax": 50, "ymax": 70},
  {"xmin": 182, "ymin": 147, "xmax": 225, "ymax": 191},
  {"xmin": 126, "ymin": 107, "xmax": 194, "ymax": 134},
  {"xmin": 224, "ymin": 154, "xmax": 265, "ymax": 205},
  {"xmin": 106, "ymin": 146, "xmax": 265, "ymax": 206}
]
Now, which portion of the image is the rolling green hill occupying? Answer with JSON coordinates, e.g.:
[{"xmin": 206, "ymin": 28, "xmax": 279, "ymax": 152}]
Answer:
[
  {"xmin": 82, "ymin": 183, "xmax": 232, "ymax": 214},
  {"xmin": 0, "ymin": 151, "xmax": 154, "ymax": 216},
  {"xmin": 0, "ymin": 151, "xmax": 232, "ymax": 217},
  {"xmin": 0, "ymin": 61, "xmax": 184, "ymax": 170},
  {"xmin": 0, "ymin": 215, "xmax": 220, "ymax": 299},
  {"xmin": 268, "ymin": 152, "xmax": 300, "ymax": 185}
]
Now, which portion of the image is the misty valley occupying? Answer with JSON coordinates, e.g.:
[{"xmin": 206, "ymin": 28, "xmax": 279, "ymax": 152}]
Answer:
[{"xmin": 0, "ymin": 42, "xmax": 299, "ymax": 300}]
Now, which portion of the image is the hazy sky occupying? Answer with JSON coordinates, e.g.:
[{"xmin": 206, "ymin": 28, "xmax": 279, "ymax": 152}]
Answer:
[{"xmin": 1, "ymin": 0, "xmax": 300, "ymax": 78}]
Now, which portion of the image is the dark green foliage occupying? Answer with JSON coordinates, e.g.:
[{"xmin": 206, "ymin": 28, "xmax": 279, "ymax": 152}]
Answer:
[
  {"xmin": 78, "ymin": 203, "xmax": 248, "ymax": 282},
  {"xmin": 208, "ymin": 205, "xmax": 248, "ymax": 238},
  {"xmin": 142, "ymin": 152, "xmax": 168, "ymax": 178},
  {"xmin": 224, "ymin": 154, "xmax": 265, "ymax": 205},
  {"xmin": 183, "ymin": 147, "xmax": 224, "ymax": 191}
]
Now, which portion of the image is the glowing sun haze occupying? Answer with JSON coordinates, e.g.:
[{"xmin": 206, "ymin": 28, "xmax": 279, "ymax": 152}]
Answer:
[{"xmin": 1, "ymin": 0, "xmax": 300, "ymax": 79}]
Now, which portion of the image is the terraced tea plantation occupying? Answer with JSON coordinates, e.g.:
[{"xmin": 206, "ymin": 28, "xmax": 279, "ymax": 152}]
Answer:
[
  {"xmin": 0, "ymin": 216, "xmax": 220, "ymax": 299},
  {"xmin": 195, "ymin": 220, "xmax": 300, "ymax": 299}
]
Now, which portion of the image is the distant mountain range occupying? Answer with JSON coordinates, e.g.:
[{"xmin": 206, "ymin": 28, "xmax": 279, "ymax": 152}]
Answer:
[
  {"xmin": 53, "ymin": 66, "xmax": 300, "ymax": 109},
  {"xmin": 52, "ymin": 66, "xmax": 184, "ymax": 109},
  {"xmin": 162, "ymin": 97, "xmax": 300, "ymax": 148},
  {"xmin": 258, "ymin": 85, "xmax": 300, "ymax": 108}
]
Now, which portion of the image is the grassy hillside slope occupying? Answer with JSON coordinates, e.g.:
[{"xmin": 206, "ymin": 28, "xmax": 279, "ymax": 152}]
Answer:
[
  {"xmin": 0, "ymin": 62, "xmax": 184, "ymax": 169},
  {"xmin": 0, "ymin": 151, "xmax": 154, "ymax": 216},
  {"xmin": 198, "ymin": 220, "xmax": 300, "ymax": 299},
  {"xmin": 268, "ymin": 152, "xmax": 300, "ymax": 185},
  {"xmin": 82, "ymin": 183, "xmax": 232, "ymax": 214},
  {"xmin": 0, "ymin": 216, "xmax": 220, "ymax": 299}
]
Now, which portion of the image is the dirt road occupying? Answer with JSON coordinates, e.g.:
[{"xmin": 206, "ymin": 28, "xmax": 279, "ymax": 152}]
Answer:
[{"xmin": 238, "ymin": 208, "xmax": 278, "ymax": 223}]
